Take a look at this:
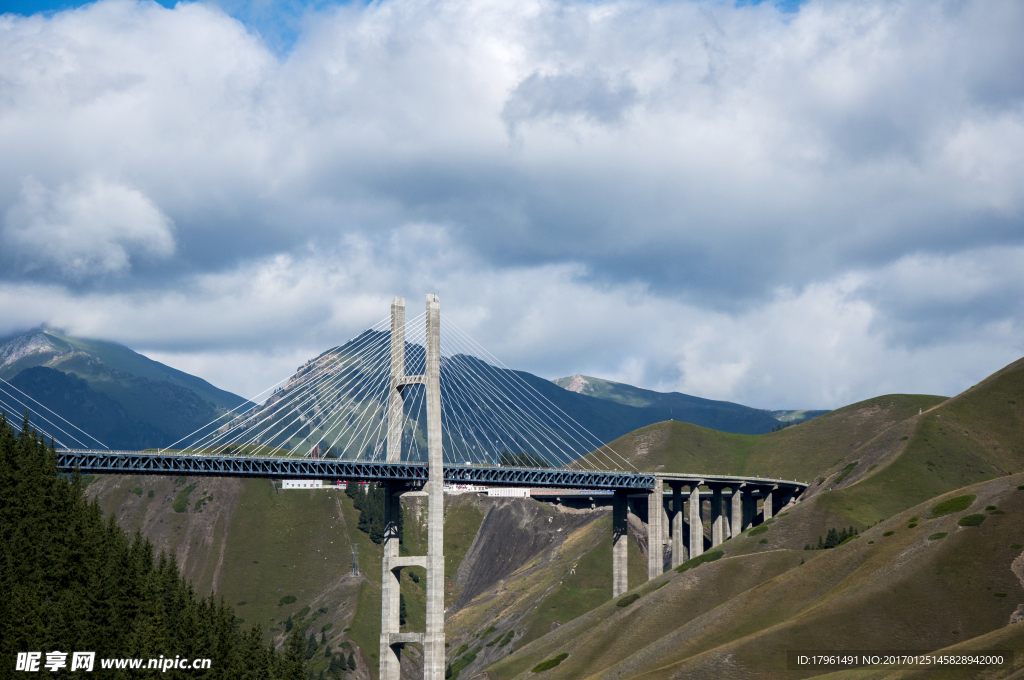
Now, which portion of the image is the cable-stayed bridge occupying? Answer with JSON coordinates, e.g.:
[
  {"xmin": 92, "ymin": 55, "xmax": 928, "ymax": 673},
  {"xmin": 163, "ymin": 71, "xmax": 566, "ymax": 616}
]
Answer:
[{"xmin": 2, "ymin": 294, "xmax": 806, "ymax": 680}]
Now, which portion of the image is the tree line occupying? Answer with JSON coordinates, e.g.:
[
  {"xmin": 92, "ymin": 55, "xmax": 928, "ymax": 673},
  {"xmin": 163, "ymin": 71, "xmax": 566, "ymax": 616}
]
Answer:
[{"xmin": 0, "ymin": 412, "xmax": 309, "ymax": 680}]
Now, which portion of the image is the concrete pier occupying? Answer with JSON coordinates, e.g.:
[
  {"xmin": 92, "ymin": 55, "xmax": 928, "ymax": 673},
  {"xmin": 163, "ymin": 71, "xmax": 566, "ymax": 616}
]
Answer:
[
  {"xmin": 710, "ymin": 486, "xmax": 724, "ymax": 547},
  {"xmin": 647, "ymin": 481, "xmax": 664, "ymax": 580},
  {"xmin": 689, "ymin": 485, "xmax": 703, "ymax": 558},
  {"xmin": 763, "ymin": 486, "xmax": 775, "ymax": 522},
  {"xmin": 671, "ymin": 484, "xmax": 685, "ymax": 568},
  {"xmin": 613, "ymin": 490, "xmax": 629, "ymax": 597},
  {"xmin": 742, "ymin": 492, "xmax": 757, "ymax": 531},
  {"xmin": 731, "ymin": 485, "xmax": 744, "ymax": 538}
]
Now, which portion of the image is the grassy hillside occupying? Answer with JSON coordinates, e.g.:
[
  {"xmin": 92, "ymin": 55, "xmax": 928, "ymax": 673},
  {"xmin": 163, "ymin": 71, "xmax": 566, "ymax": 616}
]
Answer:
[
  {"xmin": 595, "ymin": 393, "xmax": 948, "ymax": 483},
  {"xmin": 486, "ymin": 474, "xmax": 1024, "ymax": 680}
]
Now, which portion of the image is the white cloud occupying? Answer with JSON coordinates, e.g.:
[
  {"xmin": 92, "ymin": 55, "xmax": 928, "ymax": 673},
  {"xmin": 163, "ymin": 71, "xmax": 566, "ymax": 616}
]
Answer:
[
  {"xmin": 3, "ymin": 176, "xmax": 175, "ymax": 278},
  {"xmin": 0, "ymin": 0, "xmax": 1022, "ymax": 409}
]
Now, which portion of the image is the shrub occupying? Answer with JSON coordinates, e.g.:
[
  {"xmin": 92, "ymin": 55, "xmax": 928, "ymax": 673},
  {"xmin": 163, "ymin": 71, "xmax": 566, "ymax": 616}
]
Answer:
[
  {"xmin": 991, "ymin": 510, "xmax": 1006, "ymax": 514},
  {"xmin": 1018, "ymin": 486, "xmax": 1024, "ymax": 491},
  {"xmin": 131, "ymin": 487, "xmax": 142, "ymax": 496},
  {"xmin": 748, "ymin": 525, "xmax": 769, "ymax": 536},
  {"xmin": 455, "ymin": 644, "xmax": 468, "ymax": 656},
  {"xmin": 279, "ymin": 595, "xmax": 297, "ymax": 606},
  {"xmin": 994, "ymin": 593, "xmax": 1007, "ymax": 597},
  {"xmin": 928, "ymin": 532, "xmax": 948, "ymax": 540},
  {"xmin": 1010, "ymin": 544, "xmax": 1023, "ymax": 550},
  {"xmin": 883, "ymin": 531, "xmax": 895, "ymax": 536},
  {"xmin": 478, "ymin": 626, "xmax": 496, "ymax": 639},
  {"xmin": 675, "ymin": 550, "xmax": 724, "ymax": 573},
  {"xmin": 957, "ymin": 514, "xmax": 985, "ymax": 527},
  {"xmin": 531, "ymin": 654, "xmax": 569, "ymax": 673},
  {"xmin": 985, "ymin": 506, "xmax": 997, "ymax": 511},
  {"xmin": 616, "ymin": 594, "xmax": 640, "ymax": 607},
  {"xmin": 908, "ymin": 523, "xmax": 918, "ymax": 528},
  {"xmin": 497, "ymin": 630, "xmax": 515, "ymax": 648},
  {"xmin": 910, "ymin": 517, "xmax": 919, "ymax": 522},
  {"xmin": 759, "ymin": 538, "xmax": 768, "ymax": 544},
  {"xmin": 147, "ymin": 490, "xmax": 155, "ymax": 498},
  {"xmin": 237, "ymin": 601, "xmax": 247, "ymax": 606},
  {"xmin": 171, "ymin": 482, "xmax": 198, "ymax": 513},
  {"xmin": 809, "ymin": 527, "xmax": 860, "ymax": 550},
  {"xmin": 834, "ymin": 462, "xmax": 858, "ymax": 485},
  {"xmin": 928, "ymin": 494, "xmax": 976, "ymax": 518}
]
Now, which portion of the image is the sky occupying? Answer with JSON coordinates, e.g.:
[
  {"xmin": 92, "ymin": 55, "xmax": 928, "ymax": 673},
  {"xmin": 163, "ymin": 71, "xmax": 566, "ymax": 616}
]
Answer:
[{"xmin": 0, "ymin": 0, "xmax": 1022, "ymax": 409}]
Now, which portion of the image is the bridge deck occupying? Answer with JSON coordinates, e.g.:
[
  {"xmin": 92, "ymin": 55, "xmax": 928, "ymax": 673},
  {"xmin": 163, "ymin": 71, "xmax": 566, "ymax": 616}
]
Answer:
[{"xmin": 55, "ymin": 450, "xmax": 806, "ymax": 493}]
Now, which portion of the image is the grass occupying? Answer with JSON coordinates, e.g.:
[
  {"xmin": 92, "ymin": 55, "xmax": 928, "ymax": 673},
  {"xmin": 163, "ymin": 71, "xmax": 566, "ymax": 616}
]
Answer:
[
  {"xmin": 928, "ymin": 532, "xmax": 948, "ymax": 540},
  {"xmin": 616, "ymin": 594, "xmax": 640, "ymax": 607},
  {"xmin": 748, "ymin": 524, "xmax": 768, "ymax": 536},
  {"xmin": 278, "ymin": 595, "xmax": 297, "ymax": 606},
  {"xmin": 531, "ymin": 654, "xmax": 568, "ymax": 673},
  {"xmin": 928, "ymin": 494, "xmax": 977, "ymax": 518},
  {"xmin": 497, "ymin": 631, "xmax": 515, "ymax": 648},
  {"xmin": 834, "ymin": 462, "xmax": 859, "ymax": 485}
]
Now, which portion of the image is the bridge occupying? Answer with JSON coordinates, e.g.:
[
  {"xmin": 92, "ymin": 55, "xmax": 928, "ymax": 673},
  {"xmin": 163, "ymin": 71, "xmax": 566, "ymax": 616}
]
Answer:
[{"xmin": 9, "ymin": 293, "xmax": 806, "ymax": 680}]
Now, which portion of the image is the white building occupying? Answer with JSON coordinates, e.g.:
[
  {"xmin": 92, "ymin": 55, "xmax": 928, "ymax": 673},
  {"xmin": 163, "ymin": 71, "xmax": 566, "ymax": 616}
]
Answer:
[
  {"xmin": 487, "ymin": 488, "xmax": 530, "ymax": 498},
  {"xmin": 283, "ymin": 480, "xmax": 324, "ymax": 490}
]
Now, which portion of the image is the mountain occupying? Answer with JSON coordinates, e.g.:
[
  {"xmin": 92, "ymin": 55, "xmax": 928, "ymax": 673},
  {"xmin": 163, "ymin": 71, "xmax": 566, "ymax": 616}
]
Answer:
[
  {"xmin": 0, "ymin": 328, "xmax": 250, "ymax": 449},
  {"xmin": 553, "ymin": 374, "xmax": 825, "ymax": 434},
  {"xmin": 78, "ymin": 353, "xmax": 1024, "ymax": 679}
]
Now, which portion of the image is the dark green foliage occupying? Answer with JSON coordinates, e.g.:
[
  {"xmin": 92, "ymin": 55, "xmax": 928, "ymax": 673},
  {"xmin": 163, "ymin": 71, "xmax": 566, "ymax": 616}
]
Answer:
[
  {"xmin": 531, "ymin": 653, "xmax": 569, "ymax": 673},
  {"xmin": 286, "ymin": 615, "xmax": 294, "ymax": 632},
  {"xmin": 807, "ymin": 526, "xmax": 859, "ymax": 550},
  {"xmin": 928, "ymin": 494, "xmax": 976, "ymax": 518},
  {"xmin": 908, "ymin": 523, "xmax": 918, "ymax": 528},
  {"xmin": 399, "ymin": 592, "xmax": 407, "ymax": 627},
  {"xmin": 447, "ymin": 646, "xmax": 482, "ymax": 678},
  {"xmin": 883, "ymin": 531, "xmax": 895, "ymax": 536},
  {"xmin": 305, "ymin": 630, "xmax": 319, "ymax": 659},
  {"xmin": 985, "ymin": 506, "xmax": 997, "ymax": 511},
  {"xmin": 147, "ymin": 489, "xmax": 155, "ymax": 498},
  {"xmin": 280, "ymin": 595, "xmax": 298, "ymax": 606},
  {"xmin": 0, "ymin": 411, "xmax": 288, "ymax": 679},
  {"xmin": 834, "ymin": 461, "xmax": 858, "ymax": 485},
  {"xmin": 497, "ymin": 630, "xmax": 515, "ymax": 648},
  {"xmin": 478, "ymin": 625, "xmax": 496, "ymax": 639},
  {"xmin": 347, "ymin": 652, "xmax": 356, "ymax": 671},
  {"xmin": 994, "ymin": 593, "xmax": 1008, "ymax": 597},
  {"xmin": 1018, "ymin": 486, "xmax": 1024, "ymax": 490},
  {"xmin": 131, "ymin": 486, "xmax": 143, "ymax": 495},
  {"xmin": 1011, "ymin": 544, "xmax": 1023, "ymax": 550},
  {"xmin": 748, "ymin": 524, "xmax": 768, "ymax": 536},
  {"xmin": 675, "ymin": 550, "xmax": 724, "ymax": 573},
  {"xmin": 328, "ymin": 653, "xmax": 347, "ymax": 678},
  {"xmin": 455, "ymin": 644, "xmax": 468, "ymax": 656},
  {"xmin": 616, "ymin": 594, "xmax": 640, "ymax": 607},
  {"xmin": 759, "ymin": 538, "xmax": 768, "ymax": 544},
  {"xmin": 770, "ymin": 420, "xmax": 792, "ymax": 432},
  {"xmin": 957, "ymin": 514, "xmax": 986, "ymax": 527},
  {"xmin": 344, "ymin": 483, "xmax": 402, "ymax": 545},
  {"xmin": 172, "ymin": 482, "xmax": 198, "ymax": 512},
  {"xmin": 928, "ymin": 532, "xmax": 948, "ymax": 540},
  {"xmin": 282, "ymin": 630, "xmax": 308, "ymax": 680}
]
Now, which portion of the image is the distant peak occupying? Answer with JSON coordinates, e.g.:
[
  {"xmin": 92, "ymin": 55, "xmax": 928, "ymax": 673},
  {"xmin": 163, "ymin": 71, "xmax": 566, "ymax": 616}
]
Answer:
[{"xmin": 555, "ymin": 374, "xmax": 591, "ymax": 394}]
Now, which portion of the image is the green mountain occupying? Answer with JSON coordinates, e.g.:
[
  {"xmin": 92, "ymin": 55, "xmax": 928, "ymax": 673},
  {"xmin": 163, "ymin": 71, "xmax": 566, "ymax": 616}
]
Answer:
[
  {"xmin": 553, "ymin": 374, "xmax": 825, "ymax": 434},
  {"xmin": 0, "ymin": 328, "xmax": 249, "ymax": 449}
]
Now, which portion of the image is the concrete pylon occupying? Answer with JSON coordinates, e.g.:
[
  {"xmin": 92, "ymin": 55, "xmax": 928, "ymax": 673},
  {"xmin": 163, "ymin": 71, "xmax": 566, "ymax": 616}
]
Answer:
[
  {"xmin": 710, "ymin": 487, "xmax": 724, "ymax": 547},
  {"xmin": 647, "ymin": 479, "xmax": 664, "ymax": 579},
  {"xmin": 387, "ymin": 297, "xmax": 406, "ymax": 463},
  {"xmin": 612, "ymin": 490, "xmax": 628, "ymax": 597},
  {"xmin": 424, "ymin": 294, "xmax": 445, "ymax": 680},
  {"xmin": 671, "ymin": 484, "xmax": 684, "ymax": 568},
  {"xmin": 380, "ymin": 294, "xmax": 445, "ymax": 680},
  {"xmin": 731, "ymin": 485, "xmax": 744, "ymax": 538},
  {"xmin": 689, "ymin": 485, "xmax": 703, "ymax": 559},
  {"xmin": 742, "ymin": 492, "xmax": 757, "ymax": 531},
  {"xmin": 763, "ymin": 487, "xmax": 775, "ymax": 522}
]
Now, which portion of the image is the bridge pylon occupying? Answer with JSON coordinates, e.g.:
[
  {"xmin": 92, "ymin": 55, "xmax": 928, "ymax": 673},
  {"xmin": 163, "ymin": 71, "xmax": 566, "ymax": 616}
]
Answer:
[{"xmin": 380, "ymin": 294, "xmax": 445, "ymax": 680}]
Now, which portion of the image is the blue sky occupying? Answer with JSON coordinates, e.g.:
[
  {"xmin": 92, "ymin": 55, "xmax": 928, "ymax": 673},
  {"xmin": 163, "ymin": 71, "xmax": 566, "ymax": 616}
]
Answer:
[{"xmin": 0, "ymin": 0, "xmax": 1022, "ymax": 408}]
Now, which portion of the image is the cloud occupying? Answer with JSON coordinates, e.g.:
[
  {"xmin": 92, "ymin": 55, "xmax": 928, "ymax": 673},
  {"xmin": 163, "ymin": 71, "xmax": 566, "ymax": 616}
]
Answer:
[
  {"xmin": 3, "ymin": 176, "xmax": 176, "ymax": 279},
  {"xmin": 0, "ymin": 0, "xmax": 1022, "ymax": 408}
]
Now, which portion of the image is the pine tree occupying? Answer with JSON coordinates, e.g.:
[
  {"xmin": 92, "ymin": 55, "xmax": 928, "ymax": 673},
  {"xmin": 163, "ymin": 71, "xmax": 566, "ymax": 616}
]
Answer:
[
  {"xmin": 347, "ymin": 651, "xmax": 356, "ymax": 671},
  {"xmin": 282, "ymin": 630, "xmax": 307, "ymax": 680}
]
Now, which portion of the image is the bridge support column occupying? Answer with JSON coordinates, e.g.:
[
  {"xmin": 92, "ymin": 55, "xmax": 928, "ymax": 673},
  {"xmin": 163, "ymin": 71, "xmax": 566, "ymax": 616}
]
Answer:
[
  {"xmin": 424, "ymin": 295, "xmax": 445, "ymax": 680},
  {"xmin": 689, "ymin": 485, "xmax": 703, "ymax": 559},
  {"xmin": 648, "ymin": 479, "xmax": 664, "ymax": 579},
  {"xmin": 742, "ymin": 493, "xmax": 756, "ymax": 531},
  {"xmin": 613, "ymin": 490, "xmax": 628, "ymax": 597},
  {"xmin": 763, "ymin": 487, "xmax": 775, "ymax": 522},
  {"xmin": 670, "ymin": 484, "xmax": 685, "ymax": 568},
  {"xmin": 711, "ymin": 486, "xmax": 724, "ymax": 547},
  {"xmin": 731, "ymin": 486, "xmax": 744, "ymax": 538},
  {"xmin": 380, "ymin": 483, "xmax": 403, "ymax": 680}
]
